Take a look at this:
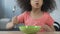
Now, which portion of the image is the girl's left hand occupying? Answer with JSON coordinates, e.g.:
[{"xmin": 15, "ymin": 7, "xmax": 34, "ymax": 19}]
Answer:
[{"xmin": 42, "ymin": 25, "xmax": 54, "ymax": 32}]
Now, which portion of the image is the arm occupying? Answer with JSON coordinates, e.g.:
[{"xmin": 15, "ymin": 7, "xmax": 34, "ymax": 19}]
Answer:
[
  {"xmin": 42, "ymin": 14, "xmax": 55, "ymax": 32},
  {"xmin": 6, "ymin": 16, "xmax": 19, "ymax": 29},
  {"xmin": 50, "ymin": 25, "xmax": 55, "ymax": 31},
  {"xmin": 42, "ymin": 25, "xmax": 55, "ymax": 32},
  {"xmin": 6, "ymin": 12, "xmax": 26, "ymax": 29}
]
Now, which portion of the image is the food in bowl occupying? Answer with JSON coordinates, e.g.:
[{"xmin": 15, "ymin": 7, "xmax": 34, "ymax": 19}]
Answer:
[{"xmin": 19, "ymin": 26, "xmax": 41, "ymax": 34}]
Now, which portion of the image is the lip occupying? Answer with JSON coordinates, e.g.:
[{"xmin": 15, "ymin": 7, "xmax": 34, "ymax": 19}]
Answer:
[
  {"xmin": 35, "ymin": 3, "xmax": 39, "ymax": 5},
  {"xmin": 35, "ymin": 2, "xmax": 39, "ymax": 4}
]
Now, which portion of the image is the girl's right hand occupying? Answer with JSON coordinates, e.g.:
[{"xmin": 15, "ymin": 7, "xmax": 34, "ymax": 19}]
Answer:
[
  {"xmin": 12, "ymin": 16, "xmax": 19, "ymax": 24},
  {"xmin": 6, "ymin": 16, "xmax": 19, "ymax": 29},
  {"xmin": 6, "ymin": 22, "xmax": 14, "ymax": 29}
]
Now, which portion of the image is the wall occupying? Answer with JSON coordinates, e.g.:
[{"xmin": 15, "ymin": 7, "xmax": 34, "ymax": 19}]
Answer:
[
  {"xmin": 50, "ymin": 0, "xmax": 60, "ymax": 24},
  {"xmin": 4, "ymin": 0, "xmax": 21, "ymax": 18},
  {"xmin": 0, "ymin": 0, "xmax": 4, "ymax": 18}
]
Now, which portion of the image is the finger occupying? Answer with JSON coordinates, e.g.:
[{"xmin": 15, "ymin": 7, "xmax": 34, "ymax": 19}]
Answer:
[{"xmin": 12, "ymin": 16, "xmax": 17, "ymax": 21}]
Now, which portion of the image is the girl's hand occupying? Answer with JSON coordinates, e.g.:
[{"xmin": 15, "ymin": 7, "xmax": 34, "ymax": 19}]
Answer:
[
  {"xmin": 12, "ymin": 16, "xmax": 19, "ymax": 24},
  {"xmin": 6, "ymin": 22, "xmax": 14, "ymax": 29},
  {"xmin": 42, "ymin": 25, "xmax": 54, "ymax": 32},
  {"xmin": 6, "ymin": 16, "xmax": 19, "ymax": 29}
]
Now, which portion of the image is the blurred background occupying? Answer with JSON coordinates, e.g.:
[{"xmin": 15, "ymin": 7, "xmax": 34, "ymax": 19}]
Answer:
[{"xmin": 0, "ymin": 0, "xmax": 60, "ymax": 31}]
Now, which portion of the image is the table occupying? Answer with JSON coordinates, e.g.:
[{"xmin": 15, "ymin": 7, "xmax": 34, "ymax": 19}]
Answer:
[{"xmin": 0, "ymin": 31, "xmax": 60, "ymax": 34}]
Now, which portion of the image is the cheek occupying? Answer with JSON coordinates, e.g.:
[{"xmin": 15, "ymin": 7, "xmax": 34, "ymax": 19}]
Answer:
[
  {"xmin": 30, "ymin": 1, "xmax": 35, "ymax": 6},
  {"xmin": 39, "ymin": 0, "xmax": 43, "ymax": 6}
]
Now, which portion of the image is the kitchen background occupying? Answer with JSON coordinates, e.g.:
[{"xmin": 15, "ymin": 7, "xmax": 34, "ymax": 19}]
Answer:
[{"xmin": 0, "ymin": 0, "xmax": 60, "ymax": 30}]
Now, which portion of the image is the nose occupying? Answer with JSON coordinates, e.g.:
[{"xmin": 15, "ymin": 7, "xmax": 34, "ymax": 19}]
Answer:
[{"xmin": 35, "ymin": 0, "xmax": 39, "ymax": 2}]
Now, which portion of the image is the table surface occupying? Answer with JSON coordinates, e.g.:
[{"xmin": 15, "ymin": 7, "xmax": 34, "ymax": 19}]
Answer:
[{"xmin": 0, "ymin": 31, "xmax": 60, "ymax": 34}]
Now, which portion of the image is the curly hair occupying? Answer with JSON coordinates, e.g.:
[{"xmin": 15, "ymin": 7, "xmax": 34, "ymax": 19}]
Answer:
[{"xmin": 17, "ymin": 0, "xmax": 56, "ymax": 12}]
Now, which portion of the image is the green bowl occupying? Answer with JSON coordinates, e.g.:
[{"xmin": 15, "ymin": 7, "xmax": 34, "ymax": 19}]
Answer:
[{"xmin": 19, "ymin": 26, "xmax": 41, "ymax": 34}]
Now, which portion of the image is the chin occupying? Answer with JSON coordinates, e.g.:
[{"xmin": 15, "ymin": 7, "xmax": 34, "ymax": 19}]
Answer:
[
  {"xmin": 34, "ymin": 7, "xmax": 40, "ymax": 9},
  {"xmin": 34, "ymin": 6, "xmax": 40, "ymax": 9}
]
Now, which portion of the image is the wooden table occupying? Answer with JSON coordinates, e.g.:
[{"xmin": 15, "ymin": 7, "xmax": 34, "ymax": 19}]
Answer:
[{"xmin": 0, "ymin": 31, "xmax": 60, "ymax": 34}]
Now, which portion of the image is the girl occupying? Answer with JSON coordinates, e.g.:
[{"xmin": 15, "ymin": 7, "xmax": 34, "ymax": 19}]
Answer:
[{"xmin": 6, "ymin": 0, "xmax": 56, "ymax": 32}]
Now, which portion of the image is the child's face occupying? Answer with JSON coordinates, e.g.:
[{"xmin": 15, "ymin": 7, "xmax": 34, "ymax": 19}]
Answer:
[{"xmin": 30, "ymin": 0, "xmax": 43, "ymax": 9}]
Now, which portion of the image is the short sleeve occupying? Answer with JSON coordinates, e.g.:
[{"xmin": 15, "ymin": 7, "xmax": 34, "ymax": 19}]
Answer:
[
  {"xmin": 17, "ymin": 12, "xmax": 27, "ymax": 23},
  {"xmin": 46, "ymin": 14, "xmax": 54, "ymax": 26}
]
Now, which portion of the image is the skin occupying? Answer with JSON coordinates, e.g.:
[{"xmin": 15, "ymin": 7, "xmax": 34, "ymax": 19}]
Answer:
[
  {"xmin": 30, "ymin": 0, "xmax": 43, "ymax": 19},
  {"xmin": 6, "ymin": 0, "xmax": 55, "ymax": 32}
]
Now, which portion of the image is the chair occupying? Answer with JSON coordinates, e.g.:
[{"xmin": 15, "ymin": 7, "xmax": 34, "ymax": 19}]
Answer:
[{"xmin": 54, "ymin": 22, "xmax": 60, "ymax": 31}]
